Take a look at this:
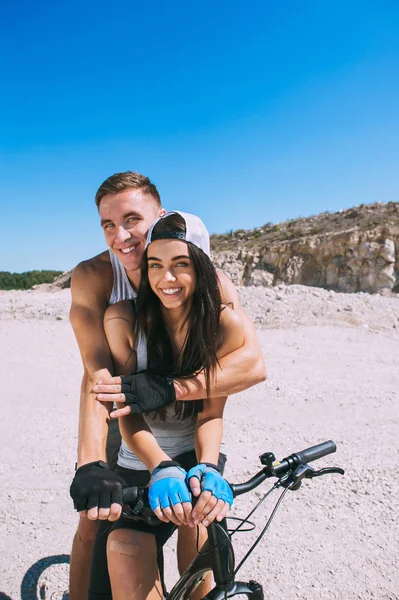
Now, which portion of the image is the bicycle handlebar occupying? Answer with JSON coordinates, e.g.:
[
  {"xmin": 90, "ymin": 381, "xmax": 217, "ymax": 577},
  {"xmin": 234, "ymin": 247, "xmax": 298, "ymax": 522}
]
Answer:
[
  {"xmin": 122, "ymin": 440, "xmax": 340, "ymax": 517},
  {"xmin": 230, "ymin": 439, "xmax": 337, "ymax": 497},
  {"xmin": 292, "ymin": 440, "xmax": 336, "ymax": 465}
]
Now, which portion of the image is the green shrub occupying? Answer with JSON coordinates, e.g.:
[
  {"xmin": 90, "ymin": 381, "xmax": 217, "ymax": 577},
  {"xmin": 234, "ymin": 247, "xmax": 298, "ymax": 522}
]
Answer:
[{"xmin": 0, "ymin": 270, "xmax": 63, "ymax": 290}]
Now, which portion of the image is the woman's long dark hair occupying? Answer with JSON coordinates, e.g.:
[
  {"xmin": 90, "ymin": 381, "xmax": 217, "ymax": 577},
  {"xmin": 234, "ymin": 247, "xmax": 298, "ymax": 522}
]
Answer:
[{"xmin": 135, "ymin": 213, "xmax": 222, "ymax": 419}]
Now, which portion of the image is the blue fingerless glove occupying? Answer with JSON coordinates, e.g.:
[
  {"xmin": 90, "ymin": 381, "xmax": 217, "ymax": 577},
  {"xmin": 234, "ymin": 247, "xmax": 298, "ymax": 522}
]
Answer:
[
  {"xmin": 186, "ymin": 463, "xmax": 234, "ymax": 506},
  {"xmin": 148, "ymin": 461, "xmax": 192, "ymax": 511}
]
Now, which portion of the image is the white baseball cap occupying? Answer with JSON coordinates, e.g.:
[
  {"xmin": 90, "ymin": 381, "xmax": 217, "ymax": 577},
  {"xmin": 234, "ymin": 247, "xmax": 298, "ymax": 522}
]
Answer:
[{"xmin": 145, "ymin": 211, "xmax": 211, "ymax": 257}]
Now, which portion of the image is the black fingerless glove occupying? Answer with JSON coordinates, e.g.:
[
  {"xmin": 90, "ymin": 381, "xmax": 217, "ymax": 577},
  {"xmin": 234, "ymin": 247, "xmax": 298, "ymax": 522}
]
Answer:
[
  {"xmin": 69, "ymin": 460, "xmax": 126, "ymax": 512},
  {"xmin": 120, "ymin": 371, "xmax": 176, "ymax": 414}
]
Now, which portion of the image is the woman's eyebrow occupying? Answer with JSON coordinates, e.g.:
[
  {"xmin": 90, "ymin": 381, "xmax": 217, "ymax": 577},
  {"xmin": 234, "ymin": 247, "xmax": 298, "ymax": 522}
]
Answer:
[{"xmin": 147, "ymin": 254, "xmax": 191, "ymax": 261}]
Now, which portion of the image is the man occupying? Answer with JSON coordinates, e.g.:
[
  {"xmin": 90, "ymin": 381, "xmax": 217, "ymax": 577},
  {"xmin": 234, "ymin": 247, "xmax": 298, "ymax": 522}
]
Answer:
[{"xmin": 69, "ymin": 172, "xmax": 266, "ymax": 599}]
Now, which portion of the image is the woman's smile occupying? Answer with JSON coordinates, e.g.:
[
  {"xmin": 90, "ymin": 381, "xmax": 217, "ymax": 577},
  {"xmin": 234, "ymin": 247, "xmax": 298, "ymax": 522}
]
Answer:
[{"xmin": 160, "ymin": 287, "xmax": 183, "ymax": 297}]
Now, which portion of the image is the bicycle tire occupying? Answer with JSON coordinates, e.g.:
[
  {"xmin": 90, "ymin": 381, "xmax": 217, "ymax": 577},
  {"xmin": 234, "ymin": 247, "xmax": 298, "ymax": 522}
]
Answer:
[{"xmin": 20, "ymin": 554, "xmax": 70, "ymax": 600}]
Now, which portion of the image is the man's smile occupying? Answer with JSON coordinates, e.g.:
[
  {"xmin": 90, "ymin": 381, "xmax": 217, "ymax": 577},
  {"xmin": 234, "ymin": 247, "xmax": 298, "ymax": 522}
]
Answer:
[{"xmin": 118, "ymin": 244, "xmax": 137, "ymax": 254}]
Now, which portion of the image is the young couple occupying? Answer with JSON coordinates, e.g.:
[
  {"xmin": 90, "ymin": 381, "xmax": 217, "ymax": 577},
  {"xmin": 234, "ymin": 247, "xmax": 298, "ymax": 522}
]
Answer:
[{"xmin": 69, "ymin": 172, "xmax": 266, "ymax": 600}]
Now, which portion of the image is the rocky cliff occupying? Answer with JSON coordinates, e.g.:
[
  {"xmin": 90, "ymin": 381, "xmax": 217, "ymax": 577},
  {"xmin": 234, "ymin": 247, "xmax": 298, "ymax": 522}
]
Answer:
[
  {"xmin": 211, "ymin": 201, "xmax": 399, "ymax": 294},
  {"xmin": 44, "ymin": 201, "xmax": 399, "ymax": 295}
]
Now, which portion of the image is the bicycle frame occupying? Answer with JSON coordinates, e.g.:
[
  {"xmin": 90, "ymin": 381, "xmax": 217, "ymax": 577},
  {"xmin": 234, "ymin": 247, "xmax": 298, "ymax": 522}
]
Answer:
[{"xmin": 167, "ymin": 520, "xmax": 264, "ymax": 600}]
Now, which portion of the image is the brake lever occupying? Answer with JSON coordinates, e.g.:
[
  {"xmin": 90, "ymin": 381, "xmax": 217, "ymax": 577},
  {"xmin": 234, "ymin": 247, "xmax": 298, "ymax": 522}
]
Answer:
[
  {"xmin": 307, "ymin": 467, "xmax": 345, "ymax": 478},
  {"xmin": 279, "ymin": 464, "xmax": 344, "ymax": 490}
]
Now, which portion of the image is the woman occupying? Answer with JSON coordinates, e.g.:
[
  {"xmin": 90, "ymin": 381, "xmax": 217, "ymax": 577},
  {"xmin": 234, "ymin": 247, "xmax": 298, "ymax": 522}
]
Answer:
[{"xmin": 94, "ymin": 211, "xmax": 245, "ymax": 600}]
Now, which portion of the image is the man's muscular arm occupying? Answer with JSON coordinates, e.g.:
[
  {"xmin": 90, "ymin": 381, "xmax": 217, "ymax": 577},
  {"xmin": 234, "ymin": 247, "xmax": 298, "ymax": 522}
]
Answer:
[
  {"xmin": 174, "ymin": 271, "xmax": 266, "ymax": 400},
  {"xmin": 94, "ymin": 272, "xmax": 266, "ymax": 411},
  {"xmin": 70, "ymin": 258, "xmax": 113, "ymax": 467}
]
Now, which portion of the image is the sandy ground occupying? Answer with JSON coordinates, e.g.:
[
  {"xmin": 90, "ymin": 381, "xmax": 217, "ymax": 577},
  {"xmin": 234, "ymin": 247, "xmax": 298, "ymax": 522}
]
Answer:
[{"xmin": 0, "ymin": 286, "xmax": 398, "ymax": 600}]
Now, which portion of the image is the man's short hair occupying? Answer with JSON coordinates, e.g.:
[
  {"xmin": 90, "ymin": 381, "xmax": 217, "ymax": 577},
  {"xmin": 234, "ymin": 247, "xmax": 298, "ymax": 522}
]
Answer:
[{"xmin": 95, "ymin": 172, "xmax": 161, "ymax": 207}]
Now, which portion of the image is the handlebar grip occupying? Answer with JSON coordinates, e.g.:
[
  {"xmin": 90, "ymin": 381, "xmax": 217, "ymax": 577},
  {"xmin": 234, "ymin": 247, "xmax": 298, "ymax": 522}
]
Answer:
[
  {"xmin": 293, "ymin": 440, "xmax": 336, "ymax": 464},
  {"xmin": 122, "ymin": 487, "xmax": 160, "ymax": 526},
  {"xmin": 122, "ymin": 487, "xmax": 140, "ymax": 504}
]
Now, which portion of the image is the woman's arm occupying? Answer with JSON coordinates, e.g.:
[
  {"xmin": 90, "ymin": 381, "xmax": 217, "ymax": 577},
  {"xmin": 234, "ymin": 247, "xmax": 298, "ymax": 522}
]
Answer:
[
  {"xmin": 118, "ymin": 414, "xmax": 192, "ymax": 526},
  {"xmin": 118, "ymin": 415, "xmax": 170, "ymax": 472},
  {"xmin": 104, "ymin": 301, "xmax": 191, "ymax": 525},
  {"xmin": 194, "ymin": 398, "xmax": 227, "ymax": 465},
  {"xmin": 104, "ymin": 301, "xmax": 172, "ymax": 471}
]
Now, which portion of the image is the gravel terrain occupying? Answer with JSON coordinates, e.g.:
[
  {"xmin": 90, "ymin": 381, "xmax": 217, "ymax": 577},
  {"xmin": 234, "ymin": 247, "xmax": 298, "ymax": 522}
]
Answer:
[{"xmin": 0, "ymin": 286, "xmax": 398, "ymax": 600}]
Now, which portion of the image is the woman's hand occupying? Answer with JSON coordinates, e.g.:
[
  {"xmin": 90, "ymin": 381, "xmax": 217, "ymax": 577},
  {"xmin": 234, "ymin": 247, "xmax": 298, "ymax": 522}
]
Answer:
[
  {"xmin": 149, "ymin": 462, "xmax": 193, "ymax": 526},
  {"xmin": 187, "ymin": 464, "xmax": 233, "ymax": 527}
]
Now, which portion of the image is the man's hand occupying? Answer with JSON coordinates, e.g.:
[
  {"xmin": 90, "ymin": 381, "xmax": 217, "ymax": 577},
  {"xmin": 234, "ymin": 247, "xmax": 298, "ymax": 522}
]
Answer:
[
  {"xmin": 70, "ymin": 461, "xmax": 126, "ymax": 522},
  {"xmin": 187, "ymin": 464, "xmax": 233, "ymax": 527},
  {"xmin": 94, "ymin": 371, "xmax": 176, "ymax": 417},
  {"xmin": 148, "ymin": 461, "xmax": 192, "ymax": 526}
]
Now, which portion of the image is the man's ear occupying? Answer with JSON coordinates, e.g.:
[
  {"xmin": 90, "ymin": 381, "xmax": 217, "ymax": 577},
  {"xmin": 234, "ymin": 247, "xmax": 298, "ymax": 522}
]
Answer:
[{"xmin": 159, "ymin": 207, "xmax": 167, "ymax": 217}]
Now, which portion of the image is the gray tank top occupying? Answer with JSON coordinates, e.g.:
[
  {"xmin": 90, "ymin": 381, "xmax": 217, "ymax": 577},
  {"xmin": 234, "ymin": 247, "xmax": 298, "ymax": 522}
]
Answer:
[{"xmin": 108, "ymin": 251, "xmax": 196, "ymax": 470}]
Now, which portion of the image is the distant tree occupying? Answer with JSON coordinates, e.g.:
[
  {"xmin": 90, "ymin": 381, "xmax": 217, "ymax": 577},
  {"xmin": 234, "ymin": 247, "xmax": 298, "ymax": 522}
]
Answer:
[{"xmin": 0, "ymin": 270, "xmax": 63, "ymax": 290}]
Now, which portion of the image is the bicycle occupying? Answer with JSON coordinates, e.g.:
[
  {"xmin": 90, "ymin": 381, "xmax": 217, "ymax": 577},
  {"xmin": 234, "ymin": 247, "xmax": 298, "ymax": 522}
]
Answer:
[{"xmin": 121, "ymin": 440, "xmax": 344, "ymax": 600}]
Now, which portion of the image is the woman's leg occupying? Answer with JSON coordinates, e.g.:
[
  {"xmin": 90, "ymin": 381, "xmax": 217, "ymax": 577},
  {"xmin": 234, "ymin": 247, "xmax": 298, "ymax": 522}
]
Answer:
[{"xmin": 107, "ymin": 528, "xmax": 163, "ymax": 600}]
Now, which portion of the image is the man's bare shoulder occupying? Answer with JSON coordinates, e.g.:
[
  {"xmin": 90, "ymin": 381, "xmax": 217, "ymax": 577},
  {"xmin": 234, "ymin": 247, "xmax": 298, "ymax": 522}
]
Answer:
[
  {"xmin": 217, "ymin": 304, "xmax": 245, "ymax": 358},
  {"xmin": 73, "ymin": 250, "xmax": 111, "ymax": 276},
  {"xmin": 220, "ymin": 303, "xmax": 244, "ymax": 329},
  {"xmin": 216, "ymin": 269, "xmax": 241, "ymax": 309},
  {"xmin": 216, "ymin": 268, "xmax": 231, "ymax": 280},
  {"xmin": 71, "ymin": 251, "xmax": 113, "ymax": 305}
]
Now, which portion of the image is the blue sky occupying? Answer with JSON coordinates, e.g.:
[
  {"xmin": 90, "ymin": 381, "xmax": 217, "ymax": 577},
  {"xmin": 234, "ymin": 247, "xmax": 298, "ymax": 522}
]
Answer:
[{"xmin": 1, "ymin": 0, "xmax": 398, "ymax": 272}]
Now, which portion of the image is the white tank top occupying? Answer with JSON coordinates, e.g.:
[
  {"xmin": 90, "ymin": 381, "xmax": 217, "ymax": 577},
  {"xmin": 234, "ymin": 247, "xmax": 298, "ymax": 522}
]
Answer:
[
  {"xmin": 109, "ymin": 250, "xmax": 137, "ymax": 304},
  {"xmin": 108, "ymin": 251, "xmax": 197, "ymax": 470}
]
